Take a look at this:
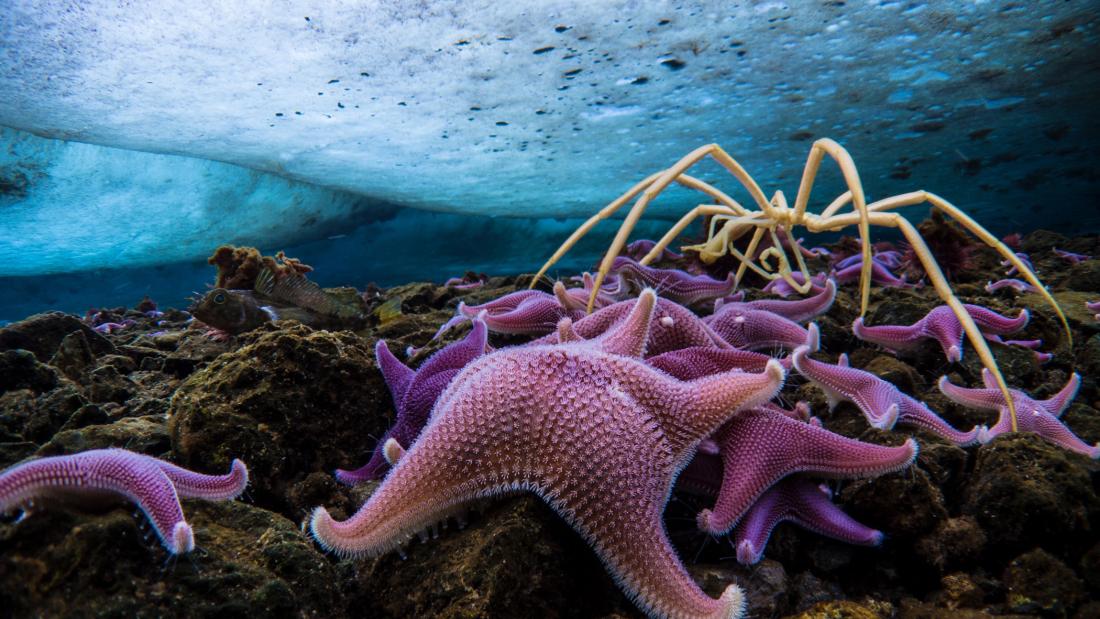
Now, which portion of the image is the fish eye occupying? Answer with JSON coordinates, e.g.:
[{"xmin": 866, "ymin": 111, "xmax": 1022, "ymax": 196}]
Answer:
[{"xmin": 213, "ymin": 293, "xmax": 226, "ymax": 304}]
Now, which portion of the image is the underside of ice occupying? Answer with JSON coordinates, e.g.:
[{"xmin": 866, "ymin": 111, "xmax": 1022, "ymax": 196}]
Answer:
[{"xmin": 1, "ymin": 1, "xmax": 1098, "ymax": 275}]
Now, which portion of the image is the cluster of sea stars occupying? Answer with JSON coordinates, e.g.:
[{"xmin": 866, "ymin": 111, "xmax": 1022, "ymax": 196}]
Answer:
[{"xmin": 316, "ymin": 254, "xmax": 1098, "ymax": 619}]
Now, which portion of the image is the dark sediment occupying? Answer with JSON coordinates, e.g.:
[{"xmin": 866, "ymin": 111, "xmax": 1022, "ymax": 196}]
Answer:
[{"xmin": 0, "ymin": 231, "xmax": 1098, "ymax": 618}]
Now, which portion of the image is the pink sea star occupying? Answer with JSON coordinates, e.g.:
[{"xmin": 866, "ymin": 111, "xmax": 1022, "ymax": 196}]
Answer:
[
  {"xmin": 938, "ymin": 370, "xmax": 1097, "ymax": 458},
  {"xmin": 985, "ymin": 278, "xmax": 1037, "ymax": 294},
  {"xmin": 1053, "ymin": 248, "xmax": 1091, "ymax": 264},
  {"xmin": 696, "ymin": 406, "xmax": 917, "ymax": 536},
  {"xmin": 852, "ymin": 304, "xmax": 1028, "ymax": 363},
  {"xmin": 792, "ymin": 346, "xmax": 980, "ymax": 444},
  {"xmin": 310, "ymin": 289, "xmax": 786, "ymax": 619},
  {"xmin": 529, "ymin": 294, "xmax": 731, "ymax": 357},
  {"xmin": 611, "ymin": 256, "xmax": 737, "ymax": 308},
  {"xmin": 705, "ymin": 306, "xmax": 814, "ymax": 352},
  {"xmin": 732, "ymin": 476, "xmax": 883, "ymax": 565},
  {"xmin": 713, "ymin": 279, "xmax": 836, "ymax": 323},
  {"xmin": 335, "ymin": 317, "xmax": 490, "ymax": 485},
  {"xmin": 0, "ymin": 449, "xmax": 248, "ymax": 554},
  {"xmin": 761, "ymin": 272, "xmax": 828, "ymax": 298}
]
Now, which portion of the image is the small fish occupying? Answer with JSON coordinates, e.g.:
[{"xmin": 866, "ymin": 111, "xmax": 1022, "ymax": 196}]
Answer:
[{"xmin": 189, "ymin": 268, "xmax": 363, "ymax": 334}]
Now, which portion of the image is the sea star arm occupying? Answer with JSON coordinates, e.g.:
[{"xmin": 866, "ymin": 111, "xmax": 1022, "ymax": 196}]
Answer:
[
  {"xmin": 153, "ymin": 458, "xmax": 249, "ymax": 501},
  {"xmin": 733, "ymin": 477, "xmax": 882, "ymax": 565},
  {"xmin": 936, "ymin": 375, "xmax": 1004, "ymax": 411},
  {"xmin": 611, "ymin": 256, "xmax": 736, "ymax": 308},
  {"xmin": 0, "ymin": 450, "xmax": 195, "ymax": 554},
  {"xmin": 792, "ymin": 348, "xmax": 900, "ymax": 430},
  {"xmin": 739, "ymin": 279, "xmax": 837, "ymax": 322},
  {"xmin": 706, "ymin": 308, "xmax": 811, "ymax": 352},
  {"xmin": 698, "ymin": 408, "xmax": 917, "ymax": 535},
  {"xmin": 374, "ymin": 340, "xmax": 415, "ymax": 404},
  {"xmin": 1039, "ymin": 372, "xmax": 1081, "ymax": 417},
  {"xmin": 965, "ymin": 304, "xmax": 1028, "ymax": 334},
  {"xmin": 851, "ymin": 316, "xmax": 925, "ymax": 355}
]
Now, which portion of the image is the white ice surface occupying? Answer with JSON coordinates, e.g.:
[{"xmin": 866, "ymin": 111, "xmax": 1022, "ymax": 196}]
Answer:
[{"xmin": 1, "ymin": 1, "xmax": 1098, "ymax": 274}]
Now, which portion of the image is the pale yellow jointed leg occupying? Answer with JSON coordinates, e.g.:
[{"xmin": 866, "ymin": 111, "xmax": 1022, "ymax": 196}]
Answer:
[
  {"xmin": 791, "ymin": 139, "xmax": 874, "ymax": 317},
  {"xmin": 583, "ymin": 144, "xmax": 781, "ymax": 312},
  {"xmin": 853, "ymin": 211, "xmax": 1021, "ymax": 431},
  {"xmin": 639, "ymin": 205, "xmax": 743, "ymax": 266},
  {"xmin": 863, "ymin": 191, "xmax": 1071, "ymax": 347}
]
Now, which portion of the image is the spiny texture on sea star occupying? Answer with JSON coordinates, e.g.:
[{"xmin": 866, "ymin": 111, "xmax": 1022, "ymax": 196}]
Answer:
[
  {"xmin": 530, "ymin": 294, "xmax": 730, "ymax": 357},
  {"xmin": 705, "ymin": 306, "xmax": 813, "ymax": 352},
  {"xmin": 648, "ymin": 346, "xmax": 789, "ymax": 379},
  {"xmin": 733, "ymin": 476, "xmax": 883, "ymax": 565},
  {"xmin": 0, "ymin": 448, "xmax": 248, "ymax": 554},
  {"xmin": 335, "ymin": 317, "xmax": 490, "ymax": 485},
  {"xmin": 792, "ymin": 346, "xmax": 980, "ymax": 444},
  {"xmin": 611, "ymin": 256, "xmax": 736, "ymax": 308},
  {"xmin": 852, "ymin": 304, "xmax": 1028, "ymax": 363},
  {"xmin": 311, "ymin": 289, "xmax": 787, "ymax": 619},
  {"xmin": 938, "ymin": 369, "xmax": 1097, "ymax": 458},
  {"xmin": 713, "ymin": 279, "xmax": 836, "ymax": 323},
  {"xmin": 696, "ymin": 406, "xmax": 917, "ymax": 536}
]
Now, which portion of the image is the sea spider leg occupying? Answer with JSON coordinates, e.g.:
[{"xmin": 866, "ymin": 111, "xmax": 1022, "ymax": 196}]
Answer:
[
  {"xmin": 531, "ymin": 171, "xmax": 753, "ymax": 290},
  {"xmin": 530, "ymin": 171, "xmax": 662, "ymax": 288},
  {"xmin": 860, "ymin": 190, "xmax": 1071, "ymax": 346},
  {"xmin": 642, "ymin": 205, "xmax": 745, "ymax": 265},
  {"xmin": 789, "ymin": 139, "xmax": 875, "ymax": 317},
  {"xmin": 580, "ymin": 144, "xmax": 779, "ymax": 312},
  {"xmin": 807, "ymin": 210, "xmax": 1023, "ymax": 431}
]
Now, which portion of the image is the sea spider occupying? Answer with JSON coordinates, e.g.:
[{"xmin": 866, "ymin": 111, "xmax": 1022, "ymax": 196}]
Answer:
[{"xmin": 532, "ymin": 138, "xmax": 1071, "ymax": 430}]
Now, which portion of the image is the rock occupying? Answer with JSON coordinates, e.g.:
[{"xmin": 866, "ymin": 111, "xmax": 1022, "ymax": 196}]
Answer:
[
  {"xmin": 168, "ymin": 323, "xmax": 390, "ymax": 516},
  {"xmin": 784, "ymin": 599, "xmax": 880, "ymax": 619},
  {"xmin": 842, "ymin": 467, "xmax": 947, "ymax": 540},
  {"xmin": 0, "ymin": 349, "xmax": 59, "ymax": 394},
  {"xmin": 937, "ymin": 572, "xmax": 987, "ymax": 610},
  {"xmin": 0, "ymin": 500, "xmax": 344, "ymax": 618},
  {"xmin": 1003, "ymin": 548, "xmax": 1084, "ymax": 617},
  {"xmin": 38, "ymin": 415, "xmax": 171, "ymax": 457},
  {"xmin": 962, "ymin": 434, "xmax": 1099, "ymax": 560},
  {"xmin": 1061, "ymin": 260, "xmax": 1100, "ymax": 293},
  {"xmin": 85, "ymin": 364, "xmax": 137, "ymax": 404},
  {"xmin": 0, "ymin": 312, "xmax": 115, "ymax": 362},
  {"xmin": 0, "ymin": 383, "xmax": 86, "ymax": 444},
  {"xmin": 915, "ymin": 516, "xmax": 986, "ymax": 572},
  {"xmin": 48, "ymin": 330, "xmax": 96, "ymax": 380},
  {"xmin": 345, "ymin": 495, "xmax": 634, "ymax": 618},
  {"xmin": 691, "ymin": 559, "xmax": 788, "ymax": 619}
]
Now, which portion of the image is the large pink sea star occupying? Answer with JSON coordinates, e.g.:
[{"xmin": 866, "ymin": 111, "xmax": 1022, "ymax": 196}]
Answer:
[{"xmin": 310, "ymin": 289, "xmax": 786, "ymax": 619}]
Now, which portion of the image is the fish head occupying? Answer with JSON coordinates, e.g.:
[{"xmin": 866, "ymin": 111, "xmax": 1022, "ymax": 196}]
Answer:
[{"xmin": 189, "ymin": 288, "xmax": 268, "ymax": 334}]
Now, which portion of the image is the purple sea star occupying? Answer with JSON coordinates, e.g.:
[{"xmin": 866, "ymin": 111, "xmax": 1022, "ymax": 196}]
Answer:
[
  {"xmin": 311, "ymin": 289, "xmax": 786, "ymax": 619},
  {"xmin": 529, "ymin": 294, "xmax": 730, "ymax": 356},
  {"xmin": 1087, "ymin": 300, "xmax": 1100, "ymax": 322},
  {"xmin": 0, "ymin": 448, "xmax": 248, "ymax": 554},
  {"xmin": 852, "ymin": 304, "xmax": 1029, "ymax": 363},
  {"xmin": 1002, "ymin": 252, "xmax": 1033, "ymax": 276},
  {"xmin": 648, "ymin": 346, "xmax": 791, "ymax": 378},
  {"xmin": 455, "ymin": 284, "xmax": 586, "ymax": 336},
  {"xmin": 938, "ymin": 370, "xmax": 1097, "ymax": 458},
  {"xmin": 696, "ymin": 406, "xmax": 917, "ymax": 535},
  {"xmin": 705, "ymin": 306, "xmax": 815, "ymax": 352},
  {"xmin": 792, "ymin": 346, "xmax": 980, "ymax": 443},
  {"xmin": 624, "ymin": 239, "xmax": 684, "ymax": 262},
  {"xmin": 761, "ymin": 272, "xmax": 828, "ymax": 298},
  {"xmin": 713, "ymin": 279, "xmax": 836, "ymax": 322},
  {"xmin": 985, "ymin": 278, "xmax": 1037, "ymax": 294},
  {"xmin": 335, "ymin": 317, "xmax": 489, "ymax": 485},
  {"xmin": 733, "ymin": 476, "xmax": 883, "ymax": 565},
  {"xmin": 1053, "ymin": 248, "xmax": 1091, "ymax": 264},
  {"xmin": 832, "ymin": 259, "xmax": 914, "ymax": 288},
  {"xmin": 611, "ymin": 256, "xmax": 736, "ymax": 307}
]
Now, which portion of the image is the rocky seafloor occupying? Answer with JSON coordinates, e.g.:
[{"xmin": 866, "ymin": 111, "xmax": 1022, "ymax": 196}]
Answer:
[{"xmin": 1, "ymin": 229, "xmax": 1099, "ymax": 619}]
